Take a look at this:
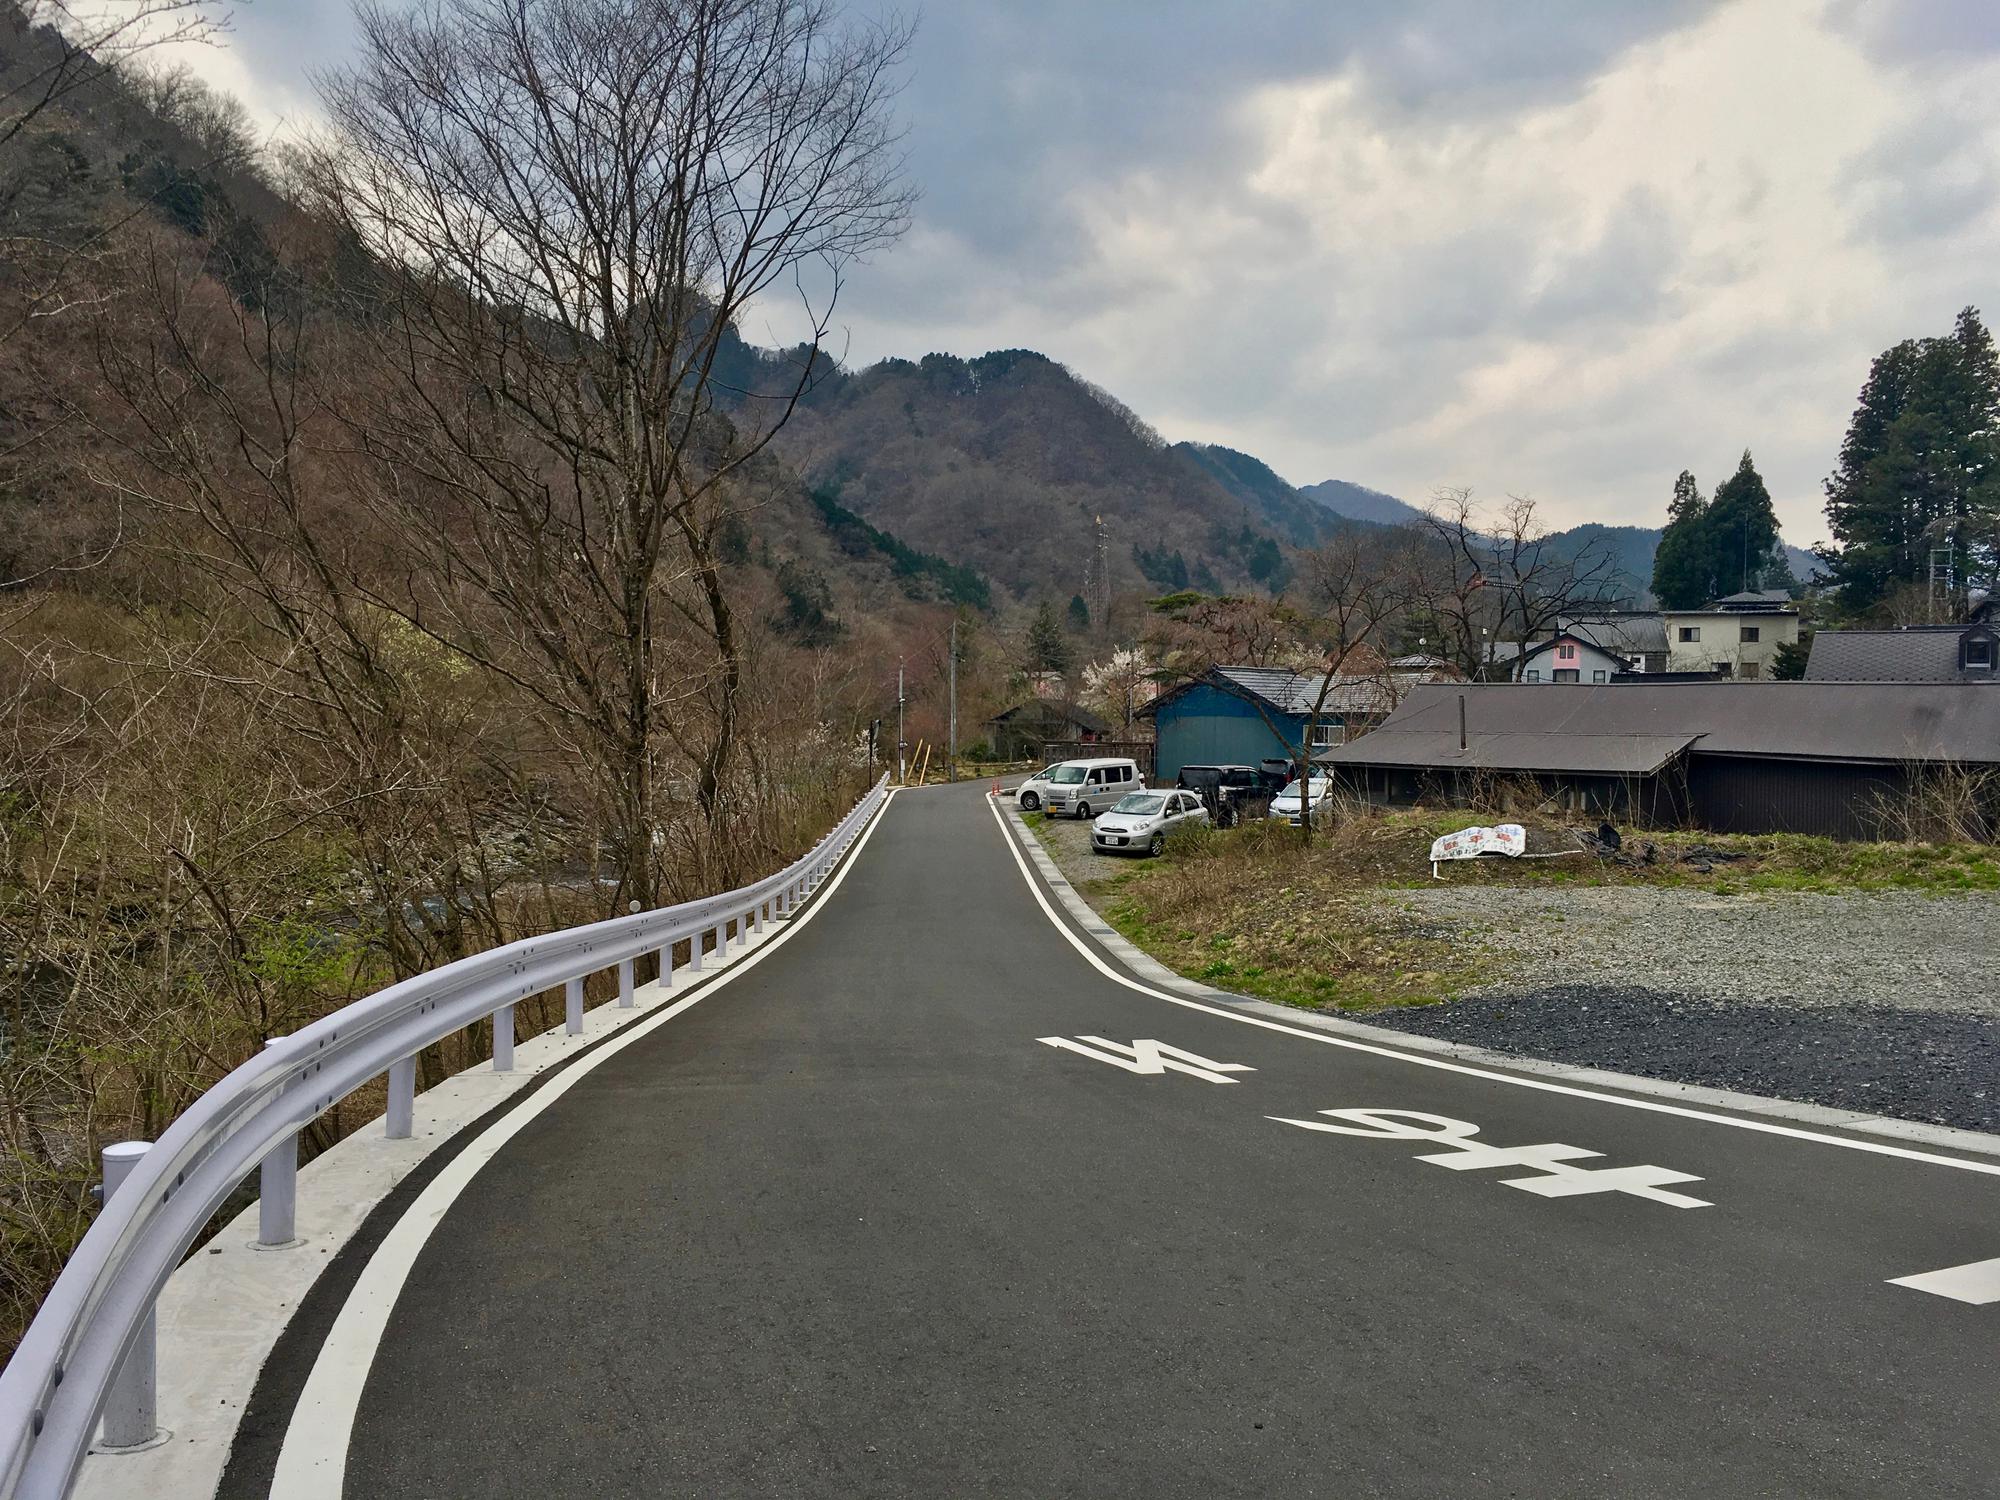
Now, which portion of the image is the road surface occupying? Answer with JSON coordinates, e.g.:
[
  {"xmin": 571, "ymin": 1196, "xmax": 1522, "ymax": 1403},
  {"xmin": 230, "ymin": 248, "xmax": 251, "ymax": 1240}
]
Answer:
[{"xmin": 223, "ymin": 782, "xmax": 2000, "ymax": 1498}]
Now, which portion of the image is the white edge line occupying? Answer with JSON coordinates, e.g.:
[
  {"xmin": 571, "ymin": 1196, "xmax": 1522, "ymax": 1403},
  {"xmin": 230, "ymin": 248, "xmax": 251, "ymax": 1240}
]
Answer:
[
  {"xmin": 269, "ymin": 789, "xmax": 900, "ymax": 1498},
  {"xmin": 986, "ymin": 794, "xmax": 2000, "ymax": 1180}
]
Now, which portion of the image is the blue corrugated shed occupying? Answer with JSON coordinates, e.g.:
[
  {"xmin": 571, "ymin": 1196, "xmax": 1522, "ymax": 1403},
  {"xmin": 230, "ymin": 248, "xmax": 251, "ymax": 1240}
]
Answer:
[{"xmin": 1142, "ymin": 666, "xmax": 1399, "ymax": 782}]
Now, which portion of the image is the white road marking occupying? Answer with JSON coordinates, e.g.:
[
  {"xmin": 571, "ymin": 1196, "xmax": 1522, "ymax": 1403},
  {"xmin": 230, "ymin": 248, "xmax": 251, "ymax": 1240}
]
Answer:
[
  {"xmin": 269, "ymin": 791, "xmax": 900, "ymax": 1499},
  {"xmin": 1271, "ymin": 1107, "xmax": 1712, "ymax": 1208},
  {"xmin": 1039, "ymin": 1035, "xmax": 1254, "ymax": 1083},
  {"xmin": 985, "ymin": 794, "xmax": 2000, "ymax": 1181},
  {"xmin": 1887, "ymin": 1257, "xmax": 2000, "ymax": 1305}
]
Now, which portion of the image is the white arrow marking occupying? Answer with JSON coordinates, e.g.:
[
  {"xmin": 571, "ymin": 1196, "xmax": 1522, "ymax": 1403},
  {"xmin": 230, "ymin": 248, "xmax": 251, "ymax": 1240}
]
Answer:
[
  {"xmin": 1038, "ymin": 1036, "xmax": 1255, "ymax": 1084},
  {"xmin": 1888, "ymin": 1257, "xmax": 2000, "ymax": 1305}
]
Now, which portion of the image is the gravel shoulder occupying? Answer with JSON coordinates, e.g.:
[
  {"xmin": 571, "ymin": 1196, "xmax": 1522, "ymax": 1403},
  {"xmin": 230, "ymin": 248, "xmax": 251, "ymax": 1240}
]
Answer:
[{"xmin": 1015, "ymin": 800, "xmax": 2000, "ymax": 1136}]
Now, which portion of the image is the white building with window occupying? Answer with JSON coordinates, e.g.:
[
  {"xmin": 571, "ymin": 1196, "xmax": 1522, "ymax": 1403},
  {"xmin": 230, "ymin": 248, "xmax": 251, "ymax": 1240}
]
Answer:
[{"xmin": 1662, "ymin": 597, "xmax": 1800, "ymax": 678}]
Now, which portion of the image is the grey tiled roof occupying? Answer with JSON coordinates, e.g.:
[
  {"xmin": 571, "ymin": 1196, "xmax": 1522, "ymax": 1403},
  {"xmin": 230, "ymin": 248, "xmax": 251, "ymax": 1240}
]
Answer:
[
  {"xmin": 1558, "ymin": 612, "xmax": 1669, "ymax": 657},
  {"xmin": 1316, "ymin": 681, "xmax": 2000, "ymax": 770},
  {"xmin": 1804, "ymin": 629, "xmax": 1993, "ymax": 683},
  {"xmin": 1212, "ymin": 666, "xmax": 1401, "ymax": 716}
]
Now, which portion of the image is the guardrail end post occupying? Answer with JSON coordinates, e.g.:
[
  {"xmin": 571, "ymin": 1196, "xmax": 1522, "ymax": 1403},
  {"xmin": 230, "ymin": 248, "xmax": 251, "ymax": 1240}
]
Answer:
[
  {"xmin": 493, "ymin": 1002, "xmax": 515, "ymax": 1073},
  {"xmin": 257, "ymin": 1131, "xmax": 301, "ymax": 1249},
  {"xmin": 618, "ymin": 958, "xmax": 634, "ymax": 1009},
  {"xmin": 565, "ymin": 976, "xmax": 585, "ymax": 1034},
  {"xmin": 387, "ymin": 1055, "xmax": 416, "ymax": 1138},
  {"xmin": 96, "ymin": 1140, "xmax": 166, "ymax": 1454}
]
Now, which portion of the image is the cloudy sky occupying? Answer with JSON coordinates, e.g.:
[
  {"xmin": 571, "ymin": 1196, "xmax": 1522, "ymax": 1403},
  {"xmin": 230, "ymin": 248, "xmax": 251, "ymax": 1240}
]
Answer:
[{"xmin": 169, "ymin": 0, "xmax": 2000, "ymax": 545}]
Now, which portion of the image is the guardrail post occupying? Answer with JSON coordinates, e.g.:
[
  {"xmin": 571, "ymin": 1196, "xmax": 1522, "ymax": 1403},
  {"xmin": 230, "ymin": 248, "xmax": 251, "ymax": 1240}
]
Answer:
[
  {"xmin": 256, "ymin": 1038, "xmax": 302, "ymax": 1250},
  {"xmin": 658, "ymin": 941, "xmax": 674, "ymax": 990},
  {"xmin": 688, "ymin": 931, "xmax": 703, "ymax": 973},
  {"xmin": 387, "ymin": 1055, "xmax": 415, "ymax": 1139},
  {"xmin": 97, "ymin": 1140, "xmax": 163, "ymax": 1452},
  {"xmin": 493, "ymin": 1003, "xmax": 514, "ymax": 1072},
  {"xmin": 565, "ymin": 976, "xmax": 585, "ymax": 1034},
  {"xmin": 712, "ymin": 921, "xmax": 725, "ymax": 959},
  {"xmin": 618, "ymin": 958, "xmax": 634, "ymax": 1008},
  {"xmin": 751, "ymin": 902, "xmax": 763, "ymax": 936}
]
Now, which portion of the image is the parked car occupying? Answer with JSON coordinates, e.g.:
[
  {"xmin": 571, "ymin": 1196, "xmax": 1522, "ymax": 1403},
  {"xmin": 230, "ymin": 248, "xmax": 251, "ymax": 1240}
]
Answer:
[
  {"xmin": 1092, "ymin": 788, "xmax": 1208, "ymax": 856},
  {"xmin": 1174, "ymin": 764, "xmax": 1269, "ymax": 827},
  {"xmin": 1014, "ymin": 761, "xmax": 1067, "ymax": 812},
  {"xmin": 1040, "ymin": 757, "xmax": 1145, "ymax": 819},
  {"xmin": 1271, "ymin": 774, "xmax": 1335, "ymax": 826}
]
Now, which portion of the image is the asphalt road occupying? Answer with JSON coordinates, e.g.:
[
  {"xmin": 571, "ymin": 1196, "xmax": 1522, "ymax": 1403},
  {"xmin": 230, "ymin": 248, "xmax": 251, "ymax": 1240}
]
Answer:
[{"xmin": 249, "ymin": 782, "xmax": 2000, "ymax": 1498}]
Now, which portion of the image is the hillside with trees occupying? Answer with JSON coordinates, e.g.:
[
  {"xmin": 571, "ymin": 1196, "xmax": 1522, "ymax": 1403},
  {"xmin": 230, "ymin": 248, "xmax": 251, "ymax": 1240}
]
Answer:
[{"xmin": 770, "ymin": 349, "xmax": 1309, "ymax": 603}]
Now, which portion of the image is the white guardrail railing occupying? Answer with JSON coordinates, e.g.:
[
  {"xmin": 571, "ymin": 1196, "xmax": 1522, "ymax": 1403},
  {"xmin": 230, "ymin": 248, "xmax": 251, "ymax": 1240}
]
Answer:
[{"xmin": 0, "ymin": 776, "xmax": 890, "ymax": 1499}]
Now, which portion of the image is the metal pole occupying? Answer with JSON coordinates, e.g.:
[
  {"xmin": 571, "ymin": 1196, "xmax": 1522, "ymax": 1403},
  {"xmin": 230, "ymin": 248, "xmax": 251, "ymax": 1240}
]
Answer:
[
  {"xmin": 493, "ymin": 1002, "xmax": 514, "ymax": 1073},
  {"xmin": 565, "ymin": 976, "xmax": 585, "ymax": 1035},
  {"xmin": 948, "ymin": 617, "xmax": 958, "ymax": 785},
  {"xmin": 617, "ymin": 958, "xmax": 634, "ymax": 1009},
  {"xmin": 98, "ymin": 1141, "xmax": 161, "ymax": 1452},
  {"xmin": 257, "ymin": 1040, "xmax": 300, "ymax": 1248},
  {"xmin": 897, "ymin": 658, "xmax": 907, "ymax": 784},
  {"xmin": 657, "ymin": 941, "xmax": 675, "ymax": 992},
  {"xmin": 387, "ymin": 1056, "xmax": 415, "ymax": 1138}
]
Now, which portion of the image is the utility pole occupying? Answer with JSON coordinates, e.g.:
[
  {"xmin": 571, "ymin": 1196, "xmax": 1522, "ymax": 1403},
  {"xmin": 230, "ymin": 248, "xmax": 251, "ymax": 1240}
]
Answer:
[
  {"xmin": 947, "ymin": 617, "xmax": 958, "ymax": 785},
  {"xmin": 897, "ymin": 659, "xmax": 907, "ymax": 784}
]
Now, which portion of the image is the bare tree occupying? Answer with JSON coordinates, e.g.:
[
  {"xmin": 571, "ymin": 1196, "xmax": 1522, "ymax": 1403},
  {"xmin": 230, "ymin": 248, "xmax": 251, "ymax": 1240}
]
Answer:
[
  {"xmin": 1410, "ymin": 488, "xmax": 1622, "ymax": 681},
  {"xmin": 299, "ymin": 0, "xmax": 913, "ymax": 906},
  {"xmin": 1, "ymin": 0, "xmax": 231, "ymax": 157}
]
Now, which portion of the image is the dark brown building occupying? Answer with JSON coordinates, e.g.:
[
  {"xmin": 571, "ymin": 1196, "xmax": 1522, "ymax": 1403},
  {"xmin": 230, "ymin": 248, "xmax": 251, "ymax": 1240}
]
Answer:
[{"xmin": 1315, "ymin": 682, "xmax": 2000, "ymax": 839}]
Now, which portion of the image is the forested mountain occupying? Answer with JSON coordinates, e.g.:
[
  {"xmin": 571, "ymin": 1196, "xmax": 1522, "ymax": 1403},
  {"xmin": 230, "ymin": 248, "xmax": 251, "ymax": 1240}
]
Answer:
[
  {"xmin": 767, "ymin": 349, "xmax": 1306, "ymax": 603},
  {"xmin": 1299, "ymin": 477, "xmax": 1428, "ymax": 527}
]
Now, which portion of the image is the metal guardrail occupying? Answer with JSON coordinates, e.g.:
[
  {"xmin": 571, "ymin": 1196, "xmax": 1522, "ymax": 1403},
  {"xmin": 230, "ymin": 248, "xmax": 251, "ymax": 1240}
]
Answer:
[{"xmin": 0, "ymin": 777, "xmax": 890, "ymax": 1499}]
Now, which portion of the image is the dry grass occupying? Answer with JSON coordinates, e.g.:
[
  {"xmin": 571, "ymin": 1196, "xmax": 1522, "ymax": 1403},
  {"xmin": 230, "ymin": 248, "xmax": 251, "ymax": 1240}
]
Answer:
[{"xmin": 1035, "ymin": 800, "xmax": 2000, "ymax": 1016}]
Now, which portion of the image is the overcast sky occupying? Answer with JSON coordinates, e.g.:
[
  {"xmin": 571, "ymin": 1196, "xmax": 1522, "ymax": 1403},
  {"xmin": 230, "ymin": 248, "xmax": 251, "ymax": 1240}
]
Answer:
[{"xmin": 171, "ymin": 0, "xmax": 2000, "ymax": 545}]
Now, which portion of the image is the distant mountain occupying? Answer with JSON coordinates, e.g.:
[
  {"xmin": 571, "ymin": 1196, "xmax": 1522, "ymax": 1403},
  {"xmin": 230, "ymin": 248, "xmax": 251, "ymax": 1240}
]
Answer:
[
  {"xmin": 1299, "ymin": 479, "xmax": 1817, "ymax": 606},
  {"xmin": 1299, "ymin": 478, "xmax": 1428, "ymax": 528},
  {"xmin": 769, "ymin": 350, "xmax": 1306, "ymax": 601},
  {"xmin": 1169, "ymin": 443, "xmax": 1343, "ymax": 548}
]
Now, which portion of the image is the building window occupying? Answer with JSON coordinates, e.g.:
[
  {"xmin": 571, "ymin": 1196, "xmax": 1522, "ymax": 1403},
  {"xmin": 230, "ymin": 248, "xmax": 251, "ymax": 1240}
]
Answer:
[
  {"xmin": 1311, "ymin": 721, "xmax": 1344, "ymax": 748},
  {"xmin": 1524, "ymin": 670, "xmax": 1540, "ymax": 682},
  {"xmin": 1593, "ymin": 670, "xmax": 1608, "ymax": 683},
  {"xmin": 1557, "ymin": 643, "xmax": 1576, "ymax": 661},
  {"xmin": 1554, "ymin": 668, "xmax": 1579, "ymax": 683},
  {"xmin": 1966, "ymin": 637, "xmax": 1995, "ymax": 670},
  {"xmin": 1741, "ymin": 626, "xmax": 1760, "ymax": 643},
  {"xmin": 1679, "ymin": 626, "xmax": 1701, "ymax": 643},
  {"xmin": 1740, "ymin": 662, "xmax": 1760, "ymax": 679}
]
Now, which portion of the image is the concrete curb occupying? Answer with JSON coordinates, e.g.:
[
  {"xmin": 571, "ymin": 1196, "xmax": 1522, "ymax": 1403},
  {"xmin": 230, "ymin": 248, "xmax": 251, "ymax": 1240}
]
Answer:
[
  {"xmin": 999, "ymin": 798, "xmax": 2000, "ymax": 1161},
  {"xmin": 71, "ymin": 819, "xmax": 880, "ymax": 1500}
]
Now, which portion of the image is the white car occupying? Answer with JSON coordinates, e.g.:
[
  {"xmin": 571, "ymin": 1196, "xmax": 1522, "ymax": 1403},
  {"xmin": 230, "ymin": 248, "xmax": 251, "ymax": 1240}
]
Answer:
[
  {"xmin": 1271, "ymin": 774, "xmax": 1335, "ymax": 825},
  {"xmin": 1013, "ymin": 762, "xmax": 1066, "ymax": 813},
  {"xmin": 1092, "ymin": 788, "xmax": 1209, "ymax": 856}
]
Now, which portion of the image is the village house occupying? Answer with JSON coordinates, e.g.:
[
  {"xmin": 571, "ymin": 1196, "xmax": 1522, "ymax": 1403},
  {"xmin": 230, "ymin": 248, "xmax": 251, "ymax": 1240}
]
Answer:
[
  {"xmin": 1314, "ymin": 680, "xmax": 2000, "ymax": 840},
  {"xmin": 1804, "ymin": 621, "xmax": 1999, "ymax": 682}
]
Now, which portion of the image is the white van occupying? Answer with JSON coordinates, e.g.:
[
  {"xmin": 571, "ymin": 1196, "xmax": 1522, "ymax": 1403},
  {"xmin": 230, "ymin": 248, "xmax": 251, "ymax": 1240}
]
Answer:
[{"xmin": 1040, "ymin": 757, "xmax": 1145, "ymax": 820}]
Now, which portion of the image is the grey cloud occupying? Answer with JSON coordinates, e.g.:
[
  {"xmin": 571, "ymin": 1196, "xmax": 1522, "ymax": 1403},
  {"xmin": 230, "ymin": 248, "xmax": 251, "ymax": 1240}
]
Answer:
[
  {"xmin": 1529, "ymin": 188, "xmax": 1682, "ymax": 330},
  {"xmin": 1841, "ymin": 110, "xmax": 2000, "ymax": 245}
]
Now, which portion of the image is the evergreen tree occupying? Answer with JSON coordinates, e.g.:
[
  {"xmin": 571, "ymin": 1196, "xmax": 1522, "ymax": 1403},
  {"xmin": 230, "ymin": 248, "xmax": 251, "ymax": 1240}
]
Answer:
[
  {"xmin": 1705, "ymin": 450, "xmax": 1784, "ymax": 596},
  {"xmin": 1024, "ymin": 602, "xmax": 1073, "ymax": 675},
  {"xmin": 1067, "ymin": 593, "xmax": 1090, "ymax": 631},
  {"xmin": 1650, "ymin": 469, "xmax": 1712, "ymax": 607},
  {"xmin": 1821, "ymin": 306, "xmax": 2000, "ymax": 617}
]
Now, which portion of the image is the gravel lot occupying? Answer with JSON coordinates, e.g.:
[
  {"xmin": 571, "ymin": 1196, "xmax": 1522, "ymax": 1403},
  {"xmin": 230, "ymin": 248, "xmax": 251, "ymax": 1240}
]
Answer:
[
  {"xmin": 1016, "ymin": 800, "xmax": 2000, "ymax": 1135},
  {"xmin": 1378, "ymin": 885, "xmax": 2000, "ymax": 1016}
]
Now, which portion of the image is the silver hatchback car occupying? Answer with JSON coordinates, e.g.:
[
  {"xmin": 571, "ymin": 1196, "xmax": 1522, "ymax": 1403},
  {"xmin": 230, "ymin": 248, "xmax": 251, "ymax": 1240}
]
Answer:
[{"xmin": 1092, "ymin": 788, "xmax": 1209, "ymax": 856}]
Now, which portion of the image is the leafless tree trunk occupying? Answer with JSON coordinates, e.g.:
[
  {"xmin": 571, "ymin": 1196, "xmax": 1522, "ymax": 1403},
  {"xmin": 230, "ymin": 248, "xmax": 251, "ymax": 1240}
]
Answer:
[
  {"xmin": 1411, "ymin": 488, "xmax": 1620, "ymax": 681},
  {"xmin": 298, "ymin": 0, "xmax": 912, "ymax": 908}
]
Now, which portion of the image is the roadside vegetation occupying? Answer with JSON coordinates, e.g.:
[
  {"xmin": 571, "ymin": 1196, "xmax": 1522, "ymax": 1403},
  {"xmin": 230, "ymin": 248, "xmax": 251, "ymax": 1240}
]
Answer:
[{"xmin": 1025, "ymin": 800, "xmax": 2000, "ymax": 1015}]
